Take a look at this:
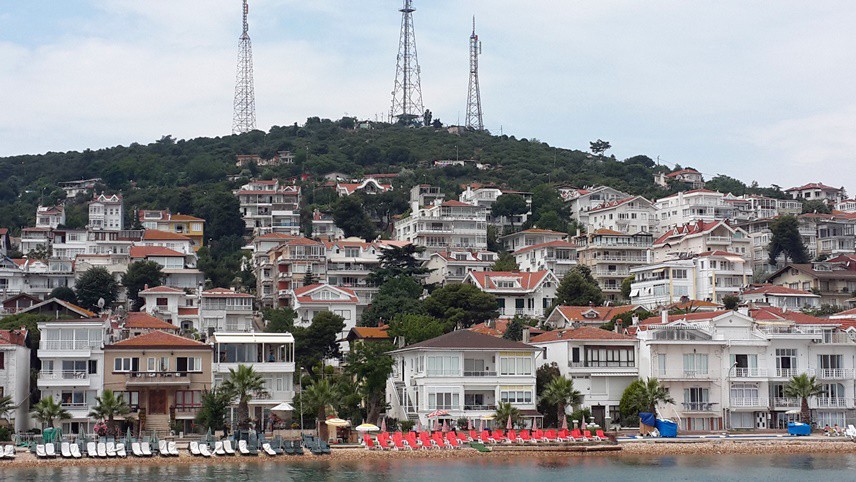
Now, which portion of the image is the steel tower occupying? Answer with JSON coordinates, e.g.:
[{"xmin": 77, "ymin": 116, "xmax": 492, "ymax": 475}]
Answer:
[
  {"xmin": 390, "ymin": 0, "xmax": 424, "ymax": 124},
  {"xmin": 465, "ymin": 17, "xmax": 483, "ymax": 131},
  {"xmin": 232, "ymin": 0, "xmax": 256, "ymax": 134}
]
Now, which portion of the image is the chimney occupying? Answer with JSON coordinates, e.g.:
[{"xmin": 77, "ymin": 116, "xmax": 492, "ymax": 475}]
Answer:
[
  {"xmin": 522, "ymin": 327, "xmax": 530, "ymax": 343},
  {"xmin": 661, "ymin": 309, "xmax": 668, "ymax": 324}
]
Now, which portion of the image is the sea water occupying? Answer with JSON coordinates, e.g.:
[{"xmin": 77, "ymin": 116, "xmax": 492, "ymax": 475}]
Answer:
[{"xmin": 2, "ymin": 454, "xmax": 855, "ymax": 481}]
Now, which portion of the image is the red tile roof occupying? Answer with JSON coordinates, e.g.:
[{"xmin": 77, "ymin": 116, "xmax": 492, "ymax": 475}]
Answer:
[
  {"xmin": 552, "ymin": 305, "xmax": 642, "ymax": 323},
  {"xmin": 107, "ymin": 330, "xmax": 210, "ymax": 349},
  {"xmin": 467, "ymin": 270, "xmax": 552, "ymax": 291},
  {"xmin": 653, "ymin": 220, "xmax": 728, "ymax": 245},
  {"xmin": 530, "ymin": 326, "xmax": 636, "ymax": 343},
  {"xmin": 348, "ymin": 326, "xmax": 390, "ymax": 340},
  {"xmin": 469, "ymin": 320, "xmax": 545, "ymax": 338},
  {"xmin": 638, "ymin": 310, "xmax": 732, "ymax": 326},
  {"xmin": 130, "ymin": 246, "xmax": 185, "ymax": 258},
  {"xmin": 0, "ymin": 329, "xmax": 28, "ymax": 347},
  {"xmin": 140, "ymin": 286, "xmax": 185, "ymax": 294},
  {"xmin": 786, "ymin": 183, "xmax": 841, "ymax": 192},
  {"xmin": 591, "ymin": 228, "xmax": 626, "ymax": 236},
  {"xmin": 665, "ymin": 168, "xmax": 701, "ymax": 177},
  {"xmin": 750, "ymin": 306, "xmax": 830, "ymax": 325},
  {"xmin": 742, "ymin": 285, "xmax": 817, "ymax": 296},
  {"xmin": 142, "ymin": 229, "xmax": 191, "ymax": 241},
  {"xmin": 392, "ymin": 329, "xmax": 538, "ymax": 352},
  {"xmin": 664, "ymin": 300, "xmax": 724, "ymax": 310},
  {"xmin": 124, "ymin": 312, "xmax": 178, "ymax": 331}
]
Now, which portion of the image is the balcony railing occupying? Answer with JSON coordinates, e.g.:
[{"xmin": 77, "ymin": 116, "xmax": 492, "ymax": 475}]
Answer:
[
  {"xmin": 732, "ymin": 368, "xmax": 768, "ymax": 378},
  {"xmin": 570, "ymin": 361, "xmax": 636, "ymax": 369},
  {"xmin": 40, "ymin": 340, "xmax": 102, "ymax": 351},
  {"xmin": 39, "ymin": 371, "xmax": 89, "ymax": 381},
  {"xmin": 730, "ymin": 397, "xmax": 768, "ymax": 407},
  {"xmin": 463, "ymin": 404, "xmax": 497, "ymax": 411},
  {"xmin": 682, "ymin": 402, "xmax": 717, "ymax": 412},
  {"xmin": 773, "ymin": 368, "xmax": 799, "ymax": 378},
  {"xmin": 809, "ymin": 368, "xmax": 855, "ymax": 379},
  {"xmin": 772, "ymin": 397, "xmax": 799, "ymax": 407},
  {"xmin": 816, "ymin": 397, "xmax": 849, "ymax": 408},
  {"xmin": 656, "ymin": 369, "xmax": 713, "ymax": 379},
  {"xmin": 462, "ymin": 371, "xmax": 497, "ymax": 377},
  {"xmin": 175, "ymin": 404, "xmax": 202, "ymax": 413},
  {"xmin": 707, "ymin": 236, "xmax": 732, "ymax": 244},
  {"xmin": 124, "ymin": 371, "xmax": 193, "ymax": 383},
  {"xmin": 60, "ymin": 402, "xmax": 90, "ymax": 409}
]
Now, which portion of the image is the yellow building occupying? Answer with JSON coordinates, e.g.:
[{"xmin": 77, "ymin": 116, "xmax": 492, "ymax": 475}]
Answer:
[{"xmin": 139, "ymin": 210, "xmax": 205, "ymax": 251}]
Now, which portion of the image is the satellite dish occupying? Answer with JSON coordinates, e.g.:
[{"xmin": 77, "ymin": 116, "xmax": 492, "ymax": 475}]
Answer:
[{"xmin": 97, "ymin": 297, "xmax": 105, "ymax": 309}]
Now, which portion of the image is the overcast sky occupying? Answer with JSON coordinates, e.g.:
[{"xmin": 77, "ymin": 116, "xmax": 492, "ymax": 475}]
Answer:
[{"xmin": 1, "ymin": 1, "xmax": 854, "ymax": 192}]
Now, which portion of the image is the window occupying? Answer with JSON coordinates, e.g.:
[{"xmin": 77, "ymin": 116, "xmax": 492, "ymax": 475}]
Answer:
[
  {"xmin": 427, "ymin": 356, "xmax": 460, "ymax": 376},
  {"xmin": 585, "ymin": 346, "xmax": 635, "ymax": 367},
  {"xmin": 156, "ymin": 297, "xmax": 168, "ymax": 306},
  {"xmin": 500, "ymin": 390, "xmax": 533, "ymax": 404},
  {"xmin": 499, "ymin": 355, "xmax": 533, "ymax": 376},
  {"xmin": 176, "ymin": 357, "xmax": 203, "ymax": 373},
  {"xmin": 428, "ymin": 392, "xmax": 459, "ymax": 410},
  {"xmin": 683, "ymin": 353, "xmax": 708, "ymax": 376},
  {"xmin": 175, "ymin": 390, "xmax": 202, "ymax": 408},
  {"xmin": 0, "ymin": 352, "xmax": 4, "ymax": 369},
  {"xmin": 60, "ymin": 391, "xmax": 87, "ymax": 407},
  {"xmin": 114, "ymin": 391, "xmax": 139, "ymax": 407},
  {"xmin": 463, "ymin": 358, "xmax": 486, "ymax": 375},
  {"xmin": 114, "ymin": 357, "xmax": 139, "ymax": 372}
]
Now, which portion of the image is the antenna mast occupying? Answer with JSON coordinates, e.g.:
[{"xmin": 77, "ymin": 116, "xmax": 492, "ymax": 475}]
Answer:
[
  {"xmin": 390, "ymin": 0, "xmax": 424, "ymax": 125},
  {"xmin": 465, "ymin": 16, "xmax": 484, "ymax": 131},
  {"xmin": 232, "ymin": 0, "xmax": 256, "ymax": 134}
]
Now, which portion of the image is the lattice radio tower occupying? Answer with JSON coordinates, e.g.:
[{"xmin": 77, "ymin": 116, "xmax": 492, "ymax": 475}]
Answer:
[
  {"xmin": 465, "ymin": 17, "xmax": 484, "ymax": 131},
  {"xmin": 232, "ymin": 0, "xmax": 256, "ymax": 134},
  {"xmin": 390, "ymin": 0, "xmax": 424, "ymax": 124}
]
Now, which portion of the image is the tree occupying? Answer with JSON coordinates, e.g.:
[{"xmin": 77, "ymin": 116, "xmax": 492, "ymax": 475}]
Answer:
[
  {"xmin": 589, "ymin": 139, "xmax": 611, "ymax": 156},
  {"xmin": 195, "ymin": 388, "xmax": 232, "ymax": 432},
  {"xmin": 536, "ymin": 363, "xmax": 562, "ymax": 427},
  {"xmin": 425, "ymin": 283, "xmax": 498, "ymax": 329},
  {"xmin": 361, "ymin": 276, "xmax": 425, "ymax": 327},
  {"xmin": 491, "ymin": 194, "xmax": 529, "ymax": 231},
  {"xmin": 722, "ymin": 295, "xmax": 739, "ymax": 310},
  {"xmin": 88, "ymin": 389, "xmax": 131, "ymax": 437},
  {"xmin": 345, "ymin": 341, "xmax": 395, "ymax": 424},
  {"xmin": 541, "ymin": 376, "xmax": 583, "ymax": 423},
  {"xmin": 122, "ymin": 260, "xmax": 164, "ymax": 310},
  {"xmin": 801, "ymin": 199, "xmax": 832, "ymax": 214},
  {"xmin": 31, "ymin": 397, "xmax": 71, "ymax": 429},
  {"xmin": 300, "ymin": 378, "xmax": 339, "ymax": 440},
  {"xmin": 303, "ymin": 269, "xmax": 318, "ymax": 286},
  {"xmin": 0, "ymin": 394, "xmax": 14, "ymax": 421},
  {"xmin": 784, "ymin": 374, "xmax": 824, "ymax": 425},
  {"xmin": 49, "ymin": 286, "xmax": 77, "ymax": 304},
  {"xmin": 494, "ymin": 402, "xmax": 520, "ymax": 428},
  {"xmin": 333, "ymin": 195, "xmax": 376, "ymax": 240},
  {"xmin": 368, "ymin": 244, "xmax": 428, "ymax": 286},
  {"xmin": 555, "ymin": 266, "xmax": 604, "ymax": 306},
  {"xmin": 491, "ymin": 252, "xmax": 519, "ymax": 271},
  {"xmin": 768, "ymin": 215, "xmax": 810, "ymax": 264},
  {"xmin": 75, "ymin": 266, "xmax": 118, "ymax": 311},
  {"xmin": 263, "ymin": 307, "xmax": 297, "ymax": 333},
  {"xmin": 623, "ymin": 378, "xmax": 674, "ymax": 416},
  {"xmin": 502, "ymin": 317, "xmax": 524, "ymax": 341},
  {"xmin": 196, "ymin": 190, "xmax": 246, "ymax": 241},
  {"xmin": 293, "ymin": 311, "xmax": 346, "ymax": 377},
  {"xmin": 620, "ymin": 275, "xmax": 635, "ymax": 300},
  {"xmin": 222, "ymin": 364, "xmax": 268, "ymax": 429},
  {"xmin": 387, "ymin": 314, "xmax": 448, "ymax": 345}
]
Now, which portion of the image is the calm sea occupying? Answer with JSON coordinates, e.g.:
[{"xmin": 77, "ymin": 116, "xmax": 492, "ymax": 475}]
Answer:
[{"xmin": 2, "ymin": 454, "xmax": 855, "ymax": 481}]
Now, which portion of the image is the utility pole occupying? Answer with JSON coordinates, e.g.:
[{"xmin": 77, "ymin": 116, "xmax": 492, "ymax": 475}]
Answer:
[
  {"xmin": 465, "ymin": 16, "xmax": 484, "ymax": 131},
  {"xmin": 390, "ymin": 0, "xmax": 424, "ymax": 125},
  {"xmin": 232, "ymin": 0, "xmax": 256, "ymax": 134}
]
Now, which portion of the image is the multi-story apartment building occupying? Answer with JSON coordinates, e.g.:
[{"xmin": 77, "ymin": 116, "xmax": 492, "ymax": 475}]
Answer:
[
  {"xmin": 630, "ymin": 251, "xmax": 753, "ymax": 308},
  {"xmin": 138, "ymin": 285, "xmax": 200, "ymax": 331},
  {"xmin": 324, "ymin": 239, "xmax": 381, "ymax": 309},
  {"xmin": 652, "ymin": 220, "xmax": 752, "ymax": 262},
  {"xmin": 20, "ymin": 228, "xmax": 53, "ymax": 254},
  {"xmin": 786, "ymin": 182, "xmax": 847, "ymax": 205},
  {"xmin": 835, "ymin": 199, "xmax": 856, "ymax": 213},
  {"xmin": 129, "ymin": 246, "xmax": 203, "ymax": 290},
  {"xmin": 394, "ymin": 201, "xmax": 488, "ymax": 254},
  {"xmin": 51, "ymin": 229, "xmax": 90, "ymax": 260},
  {"xmin": 740, "ymin": 285, "xmax": 821, "ymax": 310},
  {"xmin": 532, "ymin": 327, "xmax": 638, "ymax": 427},
  {"xmin": 236, "ymin": 180, "xmax": 301, "ymax": 236},
  {"xmin": 424, "ymin": 251, "xmax": 497, "ymax": 285},
  {"xmin": 37, "ymin": 316, "xmax": 109, "ymax": 435},
  {"xmin": 212, "ymin": 331, "xmax": 296, "ymax": 432},
  {"xmin": 561, "ymin": 185, "xmax": 630, "ymax": 226},
  {"xmin": 386, "ymin": 330, "xmax": 542, "ymax": 428},
  {"xmin": 199, "ymin": 288, "xmax": 255, "ymax": 334},
  {"xmin": 266, "ymin": 237, "xmax": 327, "ymax": 308},
  {"xmin": 513, "ymin": 241, "xmax": 577, "ymax": 279},
  {"xmin": 816, "ymin": 218, "xmax": 856, "ymax": 257},
  {"xmin": 138, "ymin": 210, "xmax": 205, "ymax": 250},
  {"xmin": 767, "ymin": 256, "xmax": 856, "ymax": 306},
  {"xmin": 5, "ymin": 258, "xmax": 76, "ymax": 299},
  {"xmin": 289, "ymin": 284, "xmax": 359, "ymax": 350},
  {"xmin": 587, "ymin": 196, "xmax": 657, "ymax": 234},
  {"xmin": 574, "ymin": 229, "xmax": 653, "ymax": 300},
  {"xmin": 459, "ymin": 184, "xmax": 532, "ymax": 234},
  {"xmin": 499, "ymin": 228, "xmax": 567, "ymax": 253},
  {"xmin": 653, "ymin": 168, "xmax": 705, "ymax": 190},
  {"xmin": 311, "ymin": 210, "xmax": 343, "ymax": 241},
  {"xmin": 139, "ymin": 230, "xmax": 195, "ymax": 255},
  {"xmin": 88, "ymin": 194, "xmax": 124, "ymax": 231},
  {"xmin": 409, "ymin": 185, "xmax": 445, "ymax": 210},
  {"xmin": 464, "ymin": 270, "xmax": 558, "ymax": 319},
  {"xmin": 654, "ymin": 189, "xmax": 735, "ymax": 232},
  {"xmin": 0, "ymin": 328, "xmax": 31, "ymax": 432},
  {"xmin": 104, "ymin": 331, "xmax": 213, "ymax": 435},
  {"xmin": 36, "ymin": 205, "xmax": 66, "ymax": 229}
]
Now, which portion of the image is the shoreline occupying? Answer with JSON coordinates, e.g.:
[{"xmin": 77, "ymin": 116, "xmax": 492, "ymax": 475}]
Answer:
[{"xmin": 2, "ymin": 438, "xmax": 855, "ymax": 469}]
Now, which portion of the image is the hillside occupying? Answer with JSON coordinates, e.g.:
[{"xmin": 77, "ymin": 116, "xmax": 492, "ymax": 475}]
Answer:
[{"xmin": 0, "ymin": 117, "xmax": 788, "ymax": 235}]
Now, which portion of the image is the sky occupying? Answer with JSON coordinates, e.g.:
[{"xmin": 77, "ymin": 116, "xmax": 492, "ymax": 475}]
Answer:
[{"xmin": 1, "ymin": 1, "xmax": 855, "ymax": 192}]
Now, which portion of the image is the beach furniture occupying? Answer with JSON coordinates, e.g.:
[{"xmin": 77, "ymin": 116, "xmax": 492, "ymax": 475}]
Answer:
[
  {"xmin": 70, "ymin": 442, "xmax": 83, "ymax": 458},
  {"xmin": 46, "ymin": 443, "xmax": 58, "ymax": 458},
  {"xmin": 238, "ymin": 439, "xmax": 252, "ymax": 455},
  {"xmin": 262, "ymin": 442, "xmax": 277, "ymax": 456},
  {"xmin": 292, "ymin": 440, "xmax": 304, "ymax": 455},
  {"xmin": 363, "ymin": 434, "xmax": 380, "ymax": 450},
  {"xmin": 542, "ymin": 429, "xmax": 556, "ymax": 442},
  {"xmin": 142, "ymin": 442, "xmax": 154, "ymax": 457},
  {"xmin": 158, "ymin": 440, "xmax": 170, "ymax": 456},
  {"xmin": 87, "ymin": 442, "xmax": 99, "ymax": 457},
  {"xmin": 445, "ymin": 432, "xmax": 461, "ymax": 449},
  {"xmin": 167, "ymin": 441, "xmax": 179, "ymax": 456},
  {"xmin": 224, "ymin": 439, "xmax": 237, "ymax": 455},
  {"xmin": 61, "ymin": 442, "xmax": 73, "ymax": 458},
  {"xmin": 96, "ymin": 442, "xmax": 107, "ymax": 457},
  {"xmin": 284, "ymin": 440, "xmax": 296, "ymax": 455},
  {"xmin": 116, "ymin": 443, "xmax": 127, "ymax": 457},
  {"xmin": 457, "ymin": 431, "xmax": 470, "ymax": 443},
  {"xmin": 392, "ymin": 433, "xmax": 410, "ymax": 451},
  {"xmin": 105, "ymin": 442, "xmax": 117, "ymax": 457},
  {"xmin": 199, "ymin": 443, "xmax": 213, "ymax": 457},
  {"xmin": 3, "ymin": 445, "xmax": 15, "ymax": 459},
  {"xmin": 477, "ymin": 430, "xmax": 491, "ymax": 443},
  {"xmin": 133, "ymin": 442, "xmax": 146, "ymax": 457},
  {"xmin": 506, "ymin": 430, "xmax": 521, "ymax": 444},
  {"xmin": 405, "ymin": 432, "xmax": 421, "ymax": 450},
  {"xmin": 570, "ymin": 429, "xmax": 586, "ymax": 442},
  {"xmin": 214, "ymin": 441, "xmax": 226, "ymax": 456},
  {"xmin": 584, "ymin": 430, "xmax": 594, "ymax": 441},
  {"xmin": 595, "ymin": 430, "xmax": 607, "ymax": 441},
  {"xmin": 468, "ymin": 430, "xmax": 479, "ymax": 442},
  {"xmin": 418, "ymin": 431, "xmax": 434, "ymax": 449},
  {"xmin": 36, "ymin": 444, "xmax": 48, "ymax": 458},
  {"xmin": 432, "ymin": 432, "xmax": 449, "ymax": 449},
  {"xmin": 557, "ymin": 429, "xmax": 570, "ymax": 442},
  {"xmin": 189, "ymin": 441, "xmax": 202, "ymax": 456},
  {"xmin": 519, "ymin": 430, "xmax": 534, "ymax": 443}
]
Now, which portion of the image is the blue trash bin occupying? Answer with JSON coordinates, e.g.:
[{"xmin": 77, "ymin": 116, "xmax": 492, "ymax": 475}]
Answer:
[{"xmin": 787, "ymin": 422, "xmax": 811, "ymax": 436}]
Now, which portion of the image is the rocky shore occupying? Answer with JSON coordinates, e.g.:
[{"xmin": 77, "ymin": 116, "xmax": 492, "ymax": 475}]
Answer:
[{"xmin": 2, "ymin": 438, "xmax": 854, "ymax": 468}]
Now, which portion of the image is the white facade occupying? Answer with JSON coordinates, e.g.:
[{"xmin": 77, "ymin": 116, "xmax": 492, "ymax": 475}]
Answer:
[
  {"xmin": 289, "ymin": 284, "xmax": 358, "ymax": 350},
  {"xmin": 199, "ymin": 288, "xmax": 255, "ymax": 334},
  {"xmin": 424, "ymin": 251, "xmax": 497, "ymax": 285},
  {"xmin": 394, "ymin": 201, "xmax": 488, "ymax": 254},
  {"xmin": 236, "ymin": 180, "xmax": 301, "ymax": 236},
  {"xmin": 513, "ymin": 241, "xmax": 577, "ymax": 279},
  {"xmin": 652, "ymin": 220, "xmax": 752, "ymax": 263},
  {"xmin": 36, "ymin": 205, "xmax": 65, "ymax": 229},
  {"xmin": 740, "ymin": 286, "xmax": 822, "ymax": 310},
  {"xmin": 464, "ymin": 270, "xmax": 559, "ymax": 319},
  {"xmin": 324, "ymin": 239, "xmax": 381, "ymax": 311},
  {"xmin": 835, "ymin": 199, "xmax": 856, "ymax": 213},
  {"xmin": 561, "ymin": 186, "xmax": 630, "ymax": 226},
  {"xmin": 499, "ymin": 229, "xmax": 567, "ymax": 253},
  {"xmin": 587, "ymin": 196, "xmax": 657, "ymax": 234},
  {"xmin": 88, "ymin": 194, "xmax": 124, "ymax": 231},
  {"xmin": 459, "ymin": 185, "xmax": 531, "ymax": 234},
  {"xmin": 786, "ymin": 183, "xmax": 846, "ymax": 204},
  {"xmin": 654, "ymin": 190, "xmax": 735, "ymax": 232},
  {"xmin": 575, "ymin": 230, "xmax": 653, "ymax": 300},
  {"xmin": 0, "ymin": 329, "xmax": 31, "ymax": 432}
]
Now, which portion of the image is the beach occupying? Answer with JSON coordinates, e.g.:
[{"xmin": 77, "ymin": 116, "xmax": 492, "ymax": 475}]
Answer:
[{"xmin": 3, "ymin": 438, "xmax": 855, "ymax": 468}]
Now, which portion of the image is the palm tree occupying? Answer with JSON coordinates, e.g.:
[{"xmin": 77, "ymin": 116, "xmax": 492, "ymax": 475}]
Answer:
[
  {"xmin": 494, "ymin": 402, "xmax": 521, "ymax": 429},
  {"xmin": 540, "ymin": 376, "xmax": 583, "ymax": 424},
  {"xmin": 300, "ymin": 378, "xmax": 338, "ymax": 440},
  {"xmin": 634, "ymin": 378, "xmax": 674, "ymax": 413},
  {"xmin": 222, "ymin": 364, "xmax": 267, "ymax": 429},
  {"xmin": 31, "ymin": 397, "xmax": 71, "ymax": 429},
  {"xmin": 784, "ymin": 374, "xmax": 824, "ymax": 425},
  {"xmin": 0, "ymin": 395, "xmax": 14, "ymax": 424},
  {"xmin": 88, "ymin": 389, "xmax": 131, "ymax": 436}
]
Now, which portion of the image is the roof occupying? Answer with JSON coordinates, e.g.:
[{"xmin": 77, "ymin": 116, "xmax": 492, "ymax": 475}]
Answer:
[
  {"xmin": 742, "ymin": 285, "xmax": 819, "ymax": 297},
  {"xmin": 664, "ymin": 300, "xmax": 724, "ymax": 310},
  {"xmin": 142, "ymin": 229, "xmax": 191, "ymax": 241},
  {"xmin": 212, "ymin": 332, "xmax": 295, "ymax": 344},
  {"xmin": 665, "ymin": 168, "xmax": 701, "ymax": 177},
  {"xmin": 786, "ymin": 183, "xmax": 841, "ymax": 192},
  {"xmin": 107, "ymin": 330, "xmax": 210, "ymax": 350},
  {"xmin": 139, "ymin": 285, "xmax": 185, "ymax": 294},
  {"xmin": 347, "ymin": 326, "xmax": 390, "ymax": 340},
  {"xmin": 552, "ymin": 305, "xmax": 642, "ymax": 323},
  {"xmin": 439, "ymin": 200, "xmax": 476, "ymax": 208},
  {"xmin": 591, "ymin": 228, "xmax": 625, "ymax": 236},
  {"xmin": 0, "ymin": 329, "xmax": 28, "ymax": 347},
  {"xmin": 653, "ymin": 220, "xmax": 730, "ymax": 245},
  {"xmin": 124, "ymin": 312, "xmax": 178, "ymax": 331},
  {"xmin": 202, "ymin": 288, "xmax": 253, "ymax": 298},
  {"xmin": 695, "ymin": 250, "xmax": 744, "ymax": 258},
  {"xmin": 19, "ymin": 298, "xmax": 96, "ymax": 318},
  {"xmin": 588, "ymin": 196, "xmax": 649, "ymax": 213},
  {"xmin": 467, "ymin": 270, "xmax": 553, "ymax": 291},
  {"xmin": 130, "ymin": 246, "xmax": 185, "ymax": 258},
  {"xmin": 750, "ymin": 306, "xmax": 830, "ymax": 325},
  {"xmin": 836, "ymin": 307, "xmax": 856, "ymax": 317},
  {"xmin": 255, "ymin": 233, "xmax": 300, "ymax": 240},
  {"xmin": 468, "ymin": 320, "xmax": 545, "ymax": 338},
  {"xmin": 531, "ymin": 326, "xmax": 636, "ymax": 343},
  {"xmin": 638, "ymin": 310, "xmax": 732, "ymax": 326},
  {"xmin": 505, "ymin": 228, "xmax": 567, "ymax": 236},
  {"xmin": 513, "ymin": 240, "xmax": 576, "ymax": 255},
  {"xmin": 293, "ymin": 284, "xmax": 359, "ymax": 304},
  {"xmin": 391, "ymin": 329, "xmax": 539, "ymax": 353},
  {"xmin": 0, "ymin": 228, "xmax": 8, "ymax": 235},
  {"xmin": 769, "ymin": 264, "xmax": 856, "ymax": 281}
]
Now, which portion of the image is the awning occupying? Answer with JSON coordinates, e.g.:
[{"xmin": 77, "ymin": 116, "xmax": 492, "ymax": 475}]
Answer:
[
  {"xmin": 630, "ymin": 289, "xmax": 640, "ymax": 297},
  {"xmin": 270, "ymin": 402, "xmax": 294, "ymax": 413}
]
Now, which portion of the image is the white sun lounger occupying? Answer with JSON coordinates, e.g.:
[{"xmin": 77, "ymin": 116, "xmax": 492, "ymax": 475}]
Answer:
[
  {"xmin": 3, "ymin": 445, "xmax": 14, "ymax": 459},
  {"xmin": 158, "ymin": 440, "xmax": 169, "ymax": 456},
  {"xmin": 189, "ymin": 441, "xmax": 201, "ymax": 456},
  {"xmin": 70, "ymin": 443, "xmax": 82, "ymax": 458},
  {"xmin": 261, "ymin": 443, "xmax": 277, "ymax": 456},
  {"xmin": 238, "ymin": 439, "xmax": 251, "ymax": 455},
  {"xmin": 214, "ymin": 441, "xmax": 226, "ymax": 456},
  {"xmin": 115, "ymin": 443, "xmax": 127, "ymax": 457},
  {"xmin": 61, "ymin": 442, "xmax": 73, "ymax": 458},
  {"xmin": 45, "ymin": 443, "xmax": 58, "ymax": 458},
  {"xmin": 168, "ymin": 441, "xmax": 179, "ymax": 456},
  {"xmin": 141, "ymin": 442, "xmax": 153, "ymax": 457},
  {"xmin": 87, "ymin": 442, "xmax": 99, "ymax": 457},
  {"xmin": 105, "ymin": 442, "xmax": 117, "ymax": 457},
  {"xmin": 223, "ymin": 440, "xmax": 236, "ymax": 455},
  {"xmin": 97, "ymin": 442, "xmax": 107, "ymax": 458},
  {"xmin": 199, "ymin": 443, "xmax": 213, "ymax": 457},
  {"xmin": 132, "ymin": 442, "xmax": 145, "ymax": 457},
  {"xmin": 36, "ymin": 444, "xmax": 47, "ymax": 458}
]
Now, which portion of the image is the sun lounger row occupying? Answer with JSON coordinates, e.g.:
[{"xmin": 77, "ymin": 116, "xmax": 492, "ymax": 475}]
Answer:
[
  {"xmin": 0, "ymin": 445, "xmax": 16, "ymax": 459},
  {"xmin": 363, "ymin": 428, "xmax": 606, "ymax": 450}
]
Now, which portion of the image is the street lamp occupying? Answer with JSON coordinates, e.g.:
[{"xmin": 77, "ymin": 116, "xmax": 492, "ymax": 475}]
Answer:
[
  {"xmin": 723, "ymin": 361, "xmax": 738, "ymax": 432},
  {"xmin": 298, "ymin": 368, "xmax": 304, "ymax": 432}
]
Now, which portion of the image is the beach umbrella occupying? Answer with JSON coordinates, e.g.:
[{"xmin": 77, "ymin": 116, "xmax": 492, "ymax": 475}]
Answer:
[
  {"xmin": 325, "ymin": 418, "xmax": 351, "ymax": 427},
  {"xmin": 427, "ymin": 409, "xmax": 449, "ymax": 418},
  {"xmin": 477, "ymin": 418, "xmax": 482, "ymax": 431},
  {"xmin": 355, "ymin": 424, "xmax": 380, "ymax": 433},
  {"xmin": 380, "ymin": 418, "xmax": 387, "ymax": 433},
  {"xmin": 416, "ymin": 419, "xmax": 422, "ymax": 432},
  {"xmin": 506, "ymin": 415, "xmax": 512, "ymax": 430},
  {"xmin": 270, "ymin": 402, "xmax": 294, "ymax": 417},
  {"xmin": 442, "ymin": 420, "xmax": 449, "ymax": 432},
  {"xmin": 561, "ymin": 415, "xmax": 568, "ymax": 430},
  {"xmin": 433, "ymin": 418, "xmax": 440, "ymax": 432}
]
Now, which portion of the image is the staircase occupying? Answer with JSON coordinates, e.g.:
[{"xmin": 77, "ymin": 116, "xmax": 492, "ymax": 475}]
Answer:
[{"xmin": 145, "ymin": 414, "xmax": 171, "ymax": 435}]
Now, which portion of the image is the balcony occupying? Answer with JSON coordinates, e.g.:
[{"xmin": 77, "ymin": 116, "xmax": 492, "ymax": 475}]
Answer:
[
  {"xmin": 656, "ymin": 370, "xmax": 714, "ymax": 380},
  {"xmin": 815, "ymin": 397, "xmax": 850, "ymax": 408},
  {"xmin": 772, "ymin": 397, "xmax": 799, "ymax": 408},
  {"xmin": 462, "ymin": 371, "xmax": 497, "ymax": 377},
  {"xmin": 732, "ymin": 368, "xmax": 768, "ymax": 378},
  {"xmin": 124, "ymin": 371, "xmax": 194, "ymax": 386},
  {"xmin": 730, "ymin": 397, "xmax": 768, "ymax": 408},
  {"xmin": 771, "ymin": 368, "xmax": 801, "ymax": 378},
  {"xmin": 174, "ymin": 404, "xmax": 202, "ymax": 416},
  {"xmin": 682, "ymin": 402, "xmax": 718, "ymax": 412},
  {"xmin": 39, "ymin": 340, "xmax": 101, "ymax": 357},
  {"xmin": 38, "ymin": 371, "xmax": 90, "ymax": 387},
  {"xmin": 570, "ymin": 361, "xmax": 636, "ymax": 369},
  {"xmin": 462, "ymin": 404, "xmax": 497, "ymax": 411},
  {"xmin": 809, "ymin": 368, "xmax": 855, "ymax": 379},
  {"xmin": 707, "ymin": 236, "xmax": 732, "ymax": 245}
]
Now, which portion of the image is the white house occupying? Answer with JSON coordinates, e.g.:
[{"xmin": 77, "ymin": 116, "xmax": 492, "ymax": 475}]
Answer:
[
  {"xmin": 561, "ymin": 186, "xmax": 630, "ymax": 226},
  {"xmin": 652, "ymin": 220, "xmax": 752, "ymax": 262},
  {"xmin": 786, "ymin": 183, "xmax": 846, "ymax": 204},
  {"xmin": 36, "ymin": 205, "xmax": 65, "ymax": 229},
  {"xmin": 512, "ymin": 240, "xmax": 577, "ymax": 279},
  {"xmin": 740, "ymin": 285, "xmax": 821, "ymax": 310},
  {"xmin": 235, "ymin": 180, "xmax": 301, "ymax": 236},
  {"xmin": 0, "ymin": 328, "xmax": 31, "ymax": 432},
  {"xmin": 88, "ymin": 194, "xmax": 124, "ymax": 231},
  {"xmin": 531, "ymin": 326, "xmax": 638, "ymax": 427},
  {"xmin": 289, "ymin": 284, "xmax": 359, "ymax": 350},
  {"xmin": 654, "ymin": 189, "xmax": 735, "ymax": 232},
  {"xmin": 138, "ymin": 286, "xmax": 200, "ymax": 331},
  {"xmin": 459, "ymin": 184, "xmax": 532, "ymax": 233},
  {"xmin": 386, "ymin": 330, "xmax": 542, "ymax": 428},
  {"xmin": 139, "ymin": 230, "xmax": 195, "ymax": 255},
  {"xmin": 199, "ymin": 288, "xmax": 255, "ymax": 334},
  {"xmin": 394, "ymin": 201, "xmax": 488, "ymax": 254},
  {"xmin": 498, "ymin": 228, "xmax": 567, "ymax": 253},
  {"xmin": 464, "ymin": 270, "xmax": 559, "ymax": 319},
  {"xmin": 587, "ymin": 196, "xmax": 657, "ymax": 234},
  {"xmin": 424, "ymin": 251, "xmax": 497, "ymax": 285},
  {"xmin": 336, "ymin": 179, "xmax": 393, "ymax": 197}
]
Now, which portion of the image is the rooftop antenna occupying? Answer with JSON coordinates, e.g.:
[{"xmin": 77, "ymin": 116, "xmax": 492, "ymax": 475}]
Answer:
[
  {"xmin": 390, "ymin": 0, "xmax": 424, "ymax": 125},
  {"xmin": 232, "ymin": 0, "xmax": 256, "ymax": 134},
  {"xmin": 465, "ymin": 16, "xmax": 484, "ymax": 131}
]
